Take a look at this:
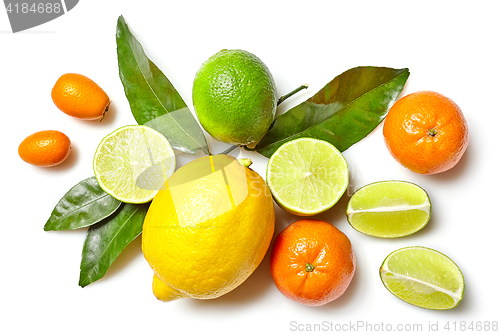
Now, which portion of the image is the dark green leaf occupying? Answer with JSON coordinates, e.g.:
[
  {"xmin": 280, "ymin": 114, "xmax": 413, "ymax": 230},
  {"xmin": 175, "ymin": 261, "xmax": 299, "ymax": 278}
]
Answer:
[
  {"xmin": 116, "ymin": 15, "xmax": 209, "ymax": 155},
  {"xmin": 79, "ymin": 202, "xmax": 149, "ymax": 287},
  {"xmin": 44, "ymin": 177, "xmax": 122, "ymax": 231},
  {"xmin": 253, "ymin": 66, "xmax": 410, "ymax": 157}
]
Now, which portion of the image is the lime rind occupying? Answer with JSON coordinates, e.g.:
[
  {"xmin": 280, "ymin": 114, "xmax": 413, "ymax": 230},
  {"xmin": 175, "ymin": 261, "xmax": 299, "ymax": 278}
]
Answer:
[
  {"xmin": 380, "ymin": 246, "xmax": 465, "ymax": 310},
  {"xmin": 192, "ymin": 49, "xmax": 277, "ymax": 146},
  {"xmin": 266, "ymin": 138, "xmax": 349, "ymax": 216},
  {"xmin": 346, "ymin": 180, "xmax": 431, "ymax": 238},
  {"xmin": 93, "ymin": 125, "xmax": 176, "ymax": 204}
]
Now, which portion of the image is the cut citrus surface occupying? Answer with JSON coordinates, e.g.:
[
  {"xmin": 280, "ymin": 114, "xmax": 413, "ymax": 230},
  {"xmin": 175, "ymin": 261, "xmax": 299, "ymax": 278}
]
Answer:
[
  {"xmin": 346, "ymin": 181, "xmax": 431, "ymax": 238},
  {"xmin": 93, "ymin": 125, "xmax": 176, "ymax": 203},
  {"xmin": 266, "ymin": 138, "xmax": 349, "ymax": 216},
  {"xmin": 380, "ymin": 246, "xmax": 464, "ymax": 310}
]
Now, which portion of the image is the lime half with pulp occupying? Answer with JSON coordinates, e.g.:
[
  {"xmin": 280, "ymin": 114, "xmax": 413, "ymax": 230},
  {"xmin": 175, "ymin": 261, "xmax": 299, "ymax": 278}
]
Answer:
[
  {"xmin": 380, "ymin": 246, "xmax": 464, "ymax": 310},
  {"xmin": 346, "ymin": 180, "xmax": 431, "ymax": 238},
  {"xmin": 266, "ymin": 138, "xmax": 349, "ymax": 216},
  {"xmin": 93, "ymin": 125, "xmax": 176, "ymax": 203}
]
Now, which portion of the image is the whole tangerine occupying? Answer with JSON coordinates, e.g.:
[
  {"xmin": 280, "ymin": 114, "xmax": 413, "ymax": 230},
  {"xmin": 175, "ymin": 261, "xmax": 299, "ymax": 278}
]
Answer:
[
  {"xmin": 383, "ymin": 91, "xmax": 469, "ymax": 174},
  {"xmin": 51, "ymin": 73, "xmax": 110, "ymax": 120},
  {"xmin": 18, "ymin": 130, "xmax": 71, "ymax": 167},
  {"xmin": 270, "ymin": 219, "xmax": 356, "ymax": 306}
]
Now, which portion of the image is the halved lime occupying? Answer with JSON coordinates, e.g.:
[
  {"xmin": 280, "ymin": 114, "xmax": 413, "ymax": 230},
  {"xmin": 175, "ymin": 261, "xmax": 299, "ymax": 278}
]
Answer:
[
  {"xmin": 380, "ymin": 246, "xmax": 464, "ymax": 310},
  {"xmin": 93, "ymin": 125, "xmax": 176, "ymax": 203},
  {"xmin": 346, "ymin": 181, "xmax": 431, "ymax": 238},
  {"xmin": 266, "ymin": 138, "xmax": 349, "ymax": 216}
]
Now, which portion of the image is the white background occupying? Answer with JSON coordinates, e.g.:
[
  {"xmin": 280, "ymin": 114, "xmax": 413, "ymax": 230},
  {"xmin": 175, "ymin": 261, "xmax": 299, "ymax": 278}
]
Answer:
[{"xmin": 1, "ymin": 1, "xmax": 499, "ymax": 334}]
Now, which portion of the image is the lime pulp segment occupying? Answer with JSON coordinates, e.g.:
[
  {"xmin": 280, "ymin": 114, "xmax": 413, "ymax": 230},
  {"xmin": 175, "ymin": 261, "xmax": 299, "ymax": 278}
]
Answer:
[
  {"xmin": 380, "ymin": 246, "xmax": 464, "ymax": 310},
  {"xmin": 93, "ymin": 125, "xmax": 176, "ymax": 204},
  {"xmin": 266, "ymin": 138, "xmax": 349, "ymax": 216},
  {"xmin": 346, "ymin": 181, "xmax": 431, "ymax": 238}
]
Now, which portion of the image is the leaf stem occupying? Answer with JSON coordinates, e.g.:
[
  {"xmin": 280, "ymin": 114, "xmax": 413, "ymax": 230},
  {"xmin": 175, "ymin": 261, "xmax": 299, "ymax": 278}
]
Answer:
[
  {"xmin": 277, "ymin": 84, "xmax": 309, "ymax": 106},
  {"xmin": 219, "ymin": 145, "xmax": 239, "ymax": 155},
  {"xmin": 205, "ymin": 141, "xmax": 212, "ymax": 155}
]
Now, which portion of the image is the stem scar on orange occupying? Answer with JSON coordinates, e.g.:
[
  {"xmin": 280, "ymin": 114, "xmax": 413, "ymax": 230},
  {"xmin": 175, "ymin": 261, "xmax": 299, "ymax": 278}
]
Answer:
[
  {"xmin": 18, "ymin": 130, "xmax": 71, "ymax": 167},
  {"xmin": 383, "ymin": 91, "xmax": 469, "ymax": 175},
  {"xmin": 270, "ymin": 219, "xmax": 356, "ymax": 306},
  {"xmin": 51, "ymin": 73, "xmax": 110, "ymax": 121}
]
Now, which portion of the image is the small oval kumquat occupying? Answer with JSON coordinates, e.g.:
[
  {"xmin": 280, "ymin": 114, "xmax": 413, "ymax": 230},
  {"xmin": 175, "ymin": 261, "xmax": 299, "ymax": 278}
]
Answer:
[
  {"xmin": 18, "ymin": 130, "xmax": 71, "ymax": 167},
  {"xmin": 51, "ymin": 73, "xmax": 110, "ymax": 121}
]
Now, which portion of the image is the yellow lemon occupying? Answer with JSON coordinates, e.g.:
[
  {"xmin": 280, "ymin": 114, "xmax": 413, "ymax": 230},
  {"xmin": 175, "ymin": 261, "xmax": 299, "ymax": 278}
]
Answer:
[{"xmin": 142, "ymin": 155, "xmax": 275, "ymax": 301}]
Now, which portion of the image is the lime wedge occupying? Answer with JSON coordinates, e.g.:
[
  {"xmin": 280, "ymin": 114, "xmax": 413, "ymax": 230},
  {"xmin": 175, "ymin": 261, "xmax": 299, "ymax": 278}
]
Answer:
[
  {"xmin": 266, "ymin": 138, "xmax": 349, "ymax": 216},
  {"xmin": 93, "ymin": 125, "xmax": 176, "ymax": 203},
  {"xmin": 346, "ymin": 181, "xmax": 431, "ymax": 238},
  {"xmin": 380, "ymin": 246, "xmax": 464, "ymax": 310}
]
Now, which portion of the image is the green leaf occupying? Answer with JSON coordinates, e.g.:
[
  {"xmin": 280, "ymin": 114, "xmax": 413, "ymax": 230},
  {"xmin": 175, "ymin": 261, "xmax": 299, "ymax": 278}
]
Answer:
[
  {"xmin": 253, "ymin": 66, "xmax": 410, "ymax": 157},
  {"xmin": 116, "ymin": 15, "xmax": 209, "ymax": 155},
  {"xmin": 78, "ymin": 202, "xmax": 149, "ymax": 287},
  {"xmin": 44, "ymin": 177, "xmax": 122, "ymax": 231}
]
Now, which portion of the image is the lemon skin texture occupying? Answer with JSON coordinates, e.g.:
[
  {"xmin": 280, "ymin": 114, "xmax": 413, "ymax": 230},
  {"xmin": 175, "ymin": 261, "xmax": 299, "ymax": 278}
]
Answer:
[{"xmin": 142, "ymin": 155, "xmax": 275, "ymax": 301}]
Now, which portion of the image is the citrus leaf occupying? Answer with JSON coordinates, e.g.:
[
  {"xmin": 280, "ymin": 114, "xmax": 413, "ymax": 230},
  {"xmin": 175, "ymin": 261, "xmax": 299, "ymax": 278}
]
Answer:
[
  {"xmin": 44, "ymin": 177, "xmax": 122, "ymax": 231},
  {"xmin": 79, "ymin": 202, "xmax": 149, "ymax": 287},
  {"xmin": 253, "ymin": 66, "xmax": 410, "ymax": 157},
  {"xmin": 116, "ymin": 15, "xmax": 209, "ymax": 155}
]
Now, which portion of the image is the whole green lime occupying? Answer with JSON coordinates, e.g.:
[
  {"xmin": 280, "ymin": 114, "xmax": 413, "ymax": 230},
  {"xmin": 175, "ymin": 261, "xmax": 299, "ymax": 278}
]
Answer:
[{"xmin": 192, "ymin": 49, "xmax": 278, "ymax": 146}]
